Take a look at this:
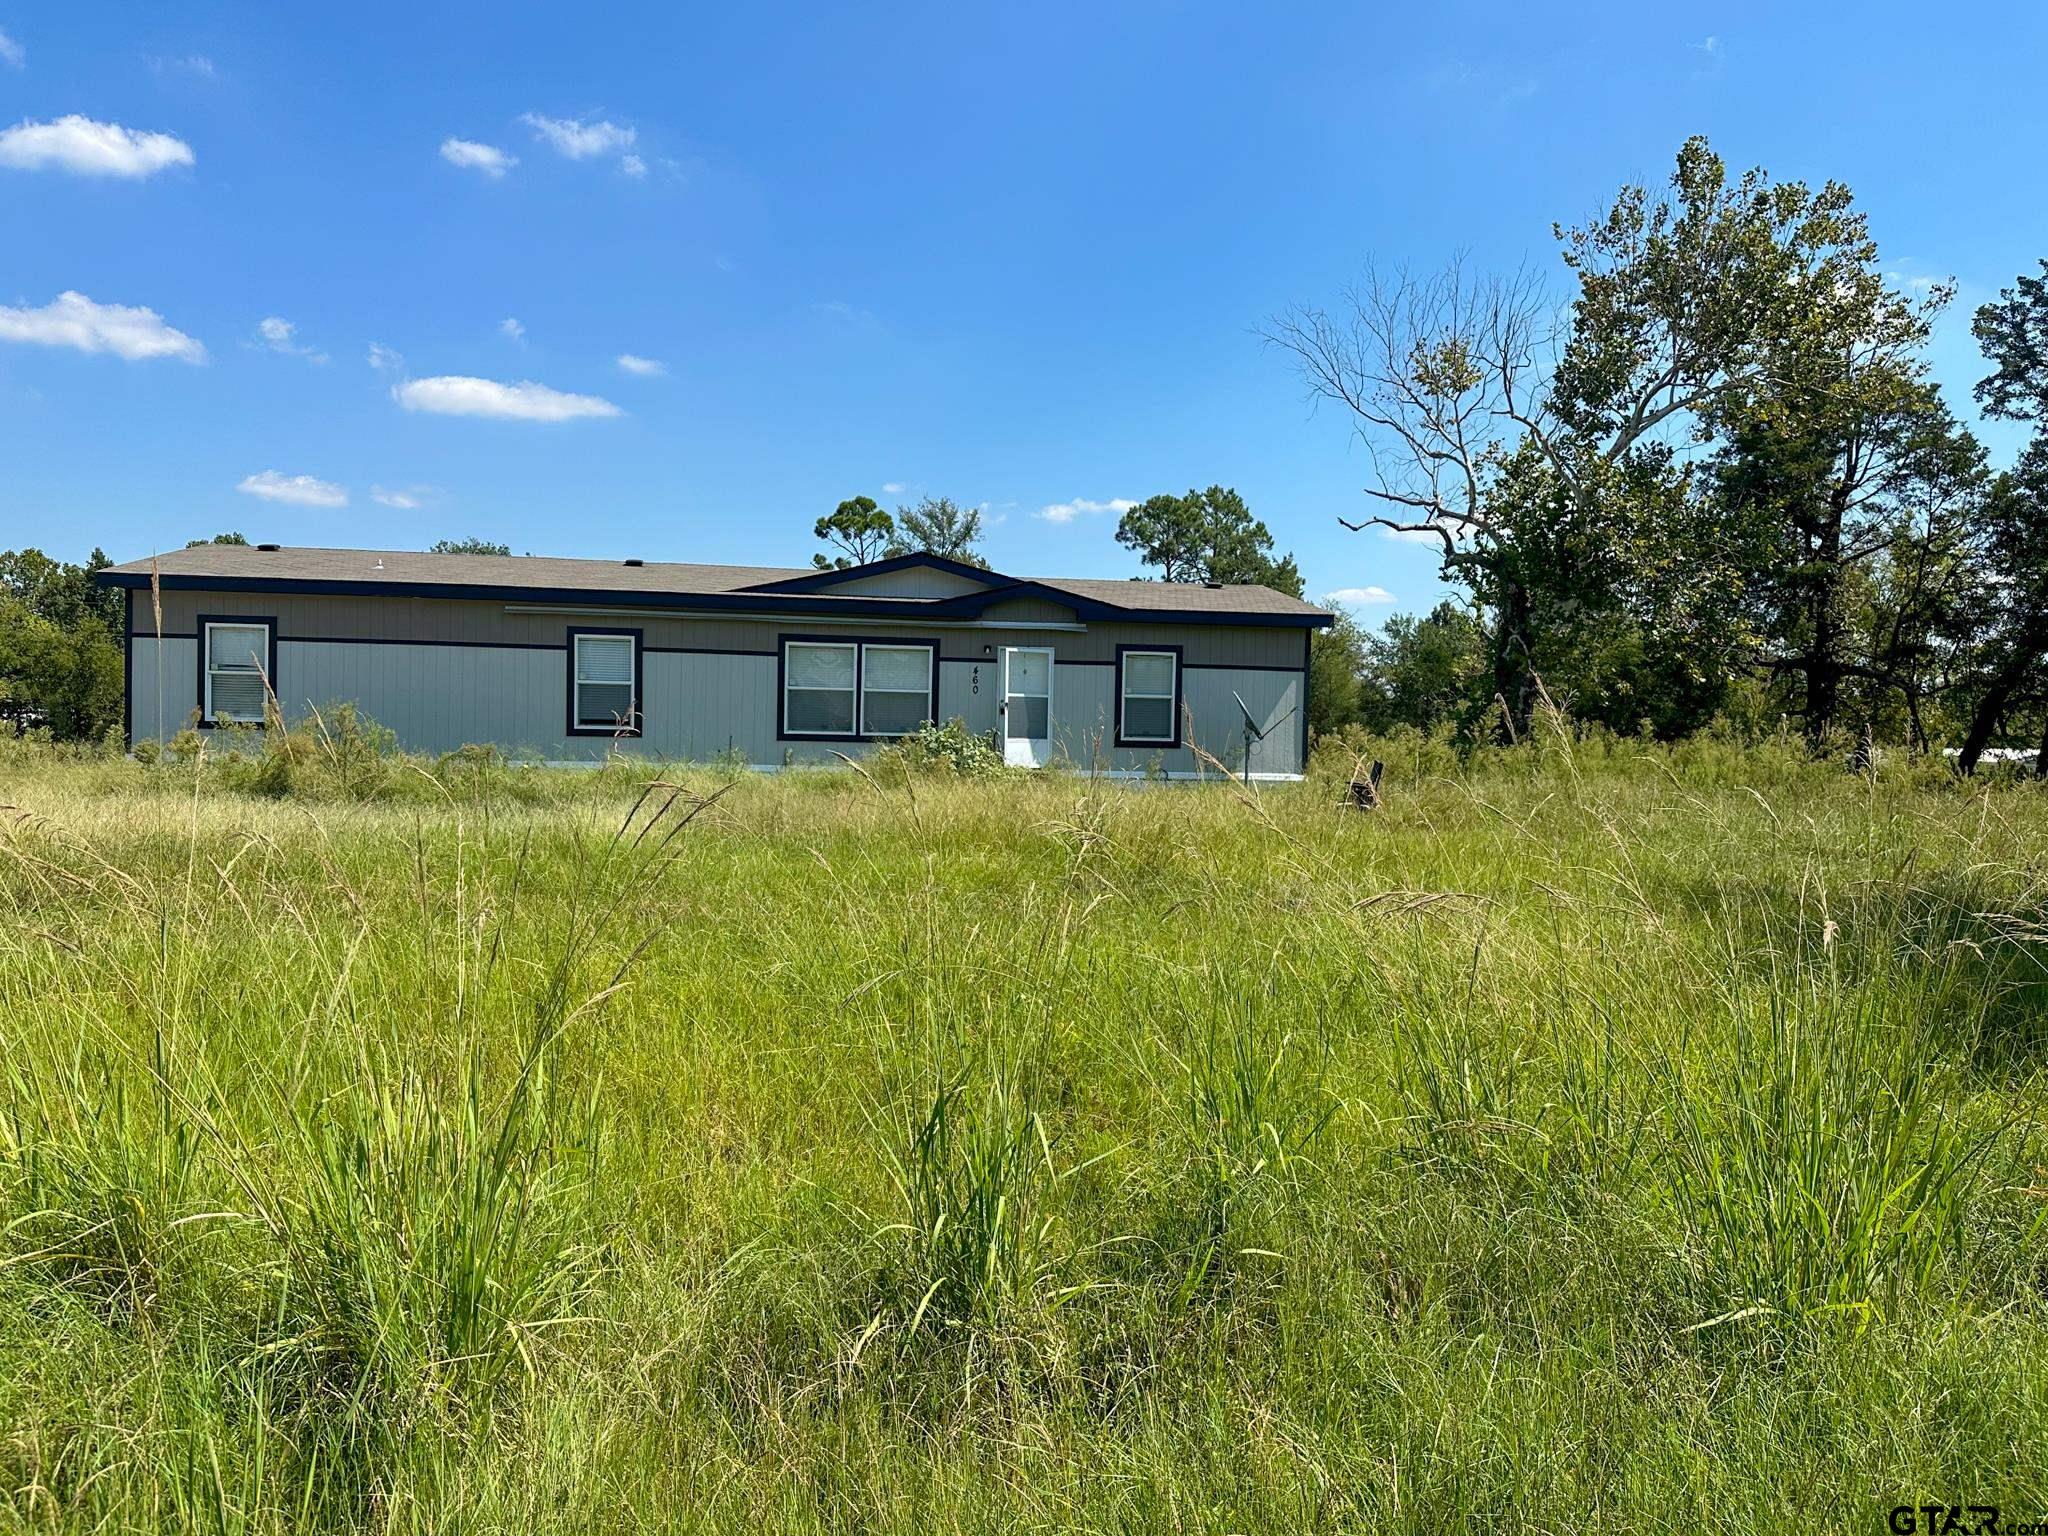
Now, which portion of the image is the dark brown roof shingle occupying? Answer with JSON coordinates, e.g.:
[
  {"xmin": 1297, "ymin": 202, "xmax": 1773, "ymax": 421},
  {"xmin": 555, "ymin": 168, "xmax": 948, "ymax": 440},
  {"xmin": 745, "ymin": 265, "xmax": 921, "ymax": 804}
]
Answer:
[{"xmin": 100, "ymin": 544, "xmax": 1332, "ymax": 625}]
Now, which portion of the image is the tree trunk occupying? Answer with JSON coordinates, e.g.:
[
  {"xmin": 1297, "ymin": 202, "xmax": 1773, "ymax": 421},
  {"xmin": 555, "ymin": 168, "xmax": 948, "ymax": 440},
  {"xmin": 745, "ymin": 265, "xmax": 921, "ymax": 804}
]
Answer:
[
  {"xmin": 2035, "ymin": 713, "xmax": 2048, "ymax": 780},
  {"xmin": 1800, "ymin": 498, "xmax": 1849, "ymax": 746},
  {"xmin": 1957, "ymin": 639, "xmax": 2047, "ymax": 775},
  {"xmin": 1488, "ymin": 580, "xmax": 1538, "ymax": 742}
]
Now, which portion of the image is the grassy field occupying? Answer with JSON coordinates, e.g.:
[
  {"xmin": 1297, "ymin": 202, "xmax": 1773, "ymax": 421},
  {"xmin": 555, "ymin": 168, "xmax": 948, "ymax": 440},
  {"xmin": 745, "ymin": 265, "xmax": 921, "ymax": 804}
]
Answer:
[{"xmin": 1, "ymin": 731, "xmax": 2045, "ymax": 1533}]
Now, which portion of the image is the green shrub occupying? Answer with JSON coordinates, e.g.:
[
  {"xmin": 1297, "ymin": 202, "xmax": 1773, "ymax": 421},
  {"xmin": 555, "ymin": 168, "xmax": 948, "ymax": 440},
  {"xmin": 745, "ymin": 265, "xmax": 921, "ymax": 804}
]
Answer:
[{"xmin": 870, "ymin": 717, "xmax": 1012, "ymax": 781}]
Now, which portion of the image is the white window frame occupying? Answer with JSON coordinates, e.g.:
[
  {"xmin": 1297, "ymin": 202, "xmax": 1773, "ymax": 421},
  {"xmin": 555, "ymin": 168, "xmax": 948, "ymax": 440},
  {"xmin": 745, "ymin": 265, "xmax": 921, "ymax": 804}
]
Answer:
[
  {"xmin": 569, "ymin": 630, "xmax": 641, "ymax": 736},
  {"xmin": 783, "ymin": 640, "xmax": 860, "ymax": 738},
  {"xmin": 203, "ymin": 620, "xmax": 272, "ymax": 726},
  {"xmin": 858, "ymin": 643, "xmax": 935, "ymax": 738},
  {"xmin": 1118, "ymin": 648, "xmax": 1179, "ymax": 745}
]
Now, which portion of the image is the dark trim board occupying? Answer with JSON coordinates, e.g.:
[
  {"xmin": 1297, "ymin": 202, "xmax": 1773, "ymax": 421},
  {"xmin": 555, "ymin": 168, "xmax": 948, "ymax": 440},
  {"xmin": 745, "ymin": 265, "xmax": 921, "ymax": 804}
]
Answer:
[
  {"xmin": 193, "ymin": 614, "xmax": 278, "ymax": 729},
  {"xmin": 289, "ymin": 634, "xmax": 566, "ymax": 651},
  {"xmin": 565, "ymin": 627, "xmax": 645, "ymax": 738},
  {"xmin": 1182, "ymin": 660, "xmax": 1310, "ymax": 674},
  {"xmin": 645, "ymin": 644, "xmax": 778, "ymax": 658},
  {"xmin": 1113, "ymin": 643, "xmax": 1185, "ymax": 751},
  {"xmin": 122, "ymin": 590, "xmax": 133, "ymax": 752},
  {"xmin": 1300, "ymin": 628, "xmax": 1312, "ymax": 770},
  {"xmin": 134, "ymin": 631, "xmax": 782, "ymax": 660},
  {"xmin": 776, "ymin": 633, "xmax": 939, "ymax": 743}
]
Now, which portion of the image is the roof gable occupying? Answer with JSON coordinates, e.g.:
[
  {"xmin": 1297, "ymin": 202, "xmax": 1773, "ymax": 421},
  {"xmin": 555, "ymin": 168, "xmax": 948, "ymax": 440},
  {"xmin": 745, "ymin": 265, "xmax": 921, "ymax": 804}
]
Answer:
[{"xmin": 740, "ymin": 551, "xmax": 1004, "ymax": 596}]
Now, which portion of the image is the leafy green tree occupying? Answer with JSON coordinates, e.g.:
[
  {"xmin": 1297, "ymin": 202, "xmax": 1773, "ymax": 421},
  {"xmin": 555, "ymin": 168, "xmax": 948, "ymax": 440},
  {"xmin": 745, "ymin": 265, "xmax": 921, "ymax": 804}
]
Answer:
[
  {"xmin": 186, "ymin": 532, "xmax": 249, "ymax": 547},
  {"xmin": 430, "ymin": 537, "xmax": 513, "ymax": 556},
  {"xmin": 0, "ymin": 547, "xmax": 124, "ymax": 740},
  {"xmin": 1952, "ymin": 266, "xmax": 2048, "ymax": 773},
  {"xmin": 812, "ymin": 496, "xmax": 896, "ymax": 570},
  {"xmin": 1272, "ymin": 136, "xmax": 1930, "ymax": 741},
  {"xmin": 1307, "ymin": 607, "xmax": 1366, "ymax": 736},
  {"xmin": 1357, "ymin": 602, "xmax": 1485, "ymax": 733},
  {"xmin": 1115, "ymin": 486, "xmax": 1303, "ymax": 595},
  {"xmin": 888, "ymin": 496, "xmax": 987, "ymax": 566},
  {"xmin": 0, "ymin": 546, "xmax": 120, "ymax": 629},
  {"xmin": 1971, "ymin": 259, "xmax": 2048, "ymax": 424}
]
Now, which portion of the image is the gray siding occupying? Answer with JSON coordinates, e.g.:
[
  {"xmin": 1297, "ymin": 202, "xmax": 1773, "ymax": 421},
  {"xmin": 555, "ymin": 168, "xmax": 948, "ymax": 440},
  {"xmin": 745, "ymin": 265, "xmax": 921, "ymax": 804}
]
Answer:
[
  {"xmin": 131, "ymin": 590, "xmax": 1310, "ymax": 774},
  {"xmin": 128, "ymin": 636, "xmax": 198, "ymax": 741},
  {"xmin": 826, "ymin": 568, "xmax": 993, "ymax": 598}
]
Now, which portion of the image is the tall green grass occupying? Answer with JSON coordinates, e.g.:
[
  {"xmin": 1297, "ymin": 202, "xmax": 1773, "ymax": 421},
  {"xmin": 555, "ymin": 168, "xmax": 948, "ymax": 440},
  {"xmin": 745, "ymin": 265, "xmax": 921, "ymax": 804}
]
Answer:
[{"xmin": 0, "ymin": 733, "xmax": 2045, "ymax": 1531}]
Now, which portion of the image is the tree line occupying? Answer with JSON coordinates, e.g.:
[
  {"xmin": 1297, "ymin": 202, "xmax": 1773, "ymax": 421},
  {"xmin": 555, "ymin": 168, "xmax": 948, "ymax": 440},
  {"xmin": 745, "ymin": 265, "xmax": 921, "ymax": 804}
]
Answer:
[{"xmin": 1273, "ymin": 137, "xmax": 2048, "ymax": 773}]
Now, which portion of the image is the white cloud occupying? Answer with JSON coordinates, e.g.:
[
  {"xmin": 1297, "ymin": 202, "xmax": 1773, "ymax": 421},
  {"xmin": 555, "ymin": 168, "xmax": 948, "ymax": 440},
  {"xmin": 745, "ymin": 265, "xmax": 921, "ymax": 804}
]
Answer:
[
  {"xmin": 0, "ymin": 115, "xmax": 194, "ymax": 178},
  {"xmin": 615, "ymin": 352, "xmax": 666, "ymax": 376},
  {"xmin": 520, "ymin": 112, "xmax": 636, "ymax": 159},
  {"xmin": 1378, "ymin": 523, "xmax": 1473, "ymax": 546},
  {"xmin": 366, "ymin": 341, "xmax": 404, "ymax": 372},
  {"xmin": 620, "ymin": 153, "xmax": 646, "ymax": 178},
  {"xmin": 238, "ymin": 470, "xmax": 347, "ymax": 508},
  {"xmin": 1691, "ymin": 35, "xmax": 1721, "ymax": 55},
  {"xmin": 0, "ymin": 290, "xmax": 204, "ymax": 362},
  {"xmin": 256, "ymin": 315, "xmax": 326, "ymax": 363},
  {"xmin": 439, "ymin": 137, "xmax": 515, "ymax": 178},
  {"xmin": 148, "ymin": 52, "xmax": 217, "ymax": 78},
  {"xmin": 1322, "ymin": 586, "xmax": 1396, "ymax": 608},
  {"xmin": 1036, "ymin": 496, "xmax": 1136, "ymax": 525},
  {"xmin": 0, "ymin": 28, "xmax": 23, "ymax": 68},
  {"xmin": 881, "ymin": 482, "xmax": 906, "ymax": 495},
  {"xmin": 370, "ymin": 484, "xmax": 434, "ymax": 509},
  {"xmin": 499, "ymin": 316, "xmax": 525, "ymax": 342},
  {"xmin": 393, "ymin": 375, "xmax": 622, "ymax": 422}
]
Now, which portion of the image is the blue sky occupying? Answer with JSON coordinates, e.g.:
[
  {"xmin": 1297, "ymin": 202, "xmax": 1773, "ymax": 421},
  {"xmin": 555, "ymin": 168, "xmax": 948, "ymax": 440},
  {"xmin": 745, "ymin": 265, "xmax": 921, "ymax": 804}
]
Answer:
[{"xmin": 5, "ymin": 2, "xmax": 2045, "ymax": 619}]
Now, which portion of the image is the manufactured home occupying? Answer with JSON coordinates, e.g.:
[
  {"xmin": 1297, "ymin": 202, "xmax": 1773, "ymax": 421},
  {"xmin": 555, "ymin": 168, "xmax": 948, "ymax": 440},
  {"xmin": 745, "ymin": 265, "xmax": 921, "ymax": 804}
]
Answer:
[{"xmin": 99, "ymin": 545, "xmax": 1332, "ymax": 777}]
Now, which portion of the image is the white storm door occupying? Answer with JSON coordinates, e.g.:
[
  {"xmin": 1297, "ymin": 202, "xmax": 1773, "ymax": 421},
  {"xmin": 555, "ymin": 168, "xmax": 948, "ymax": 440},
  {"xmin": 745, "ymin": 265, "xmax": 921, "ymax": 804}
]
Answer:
[{"xmin": 1001, "ymin": 646, "xmax": 1053, "ymax": 767}]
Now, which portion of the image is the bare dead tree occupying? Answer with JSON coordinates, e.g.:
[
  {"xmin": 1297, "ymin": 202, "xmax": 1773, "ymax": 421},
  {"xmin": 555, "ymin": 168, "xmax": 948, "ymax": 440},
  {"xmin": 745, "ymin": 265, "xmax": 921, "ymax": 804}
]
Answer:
[{"xmin": 1262, "ymin": 260, "xmax": 1553, "ymax": 567}]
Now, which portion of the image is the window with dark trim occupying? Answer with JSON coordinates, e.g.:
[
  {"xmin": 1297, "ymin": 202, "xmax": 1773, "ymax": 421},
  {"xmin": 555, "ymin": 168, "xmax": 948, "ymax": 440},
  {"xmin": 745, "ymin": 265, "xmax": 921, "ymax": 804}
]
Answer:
[
  {"xmin": 859, "ymin": 643, "xmax": 934, "ymax": 736},
  {"xmin": 779, "ymin": 636, "xmax": 935, "ymax": 740},
  {"xmin": 199, "ymin": 617, "xmax": 276, "ymax": 726},
  {"xmin": 568, "ymin": 628, "xmax": 642, "ymax": 736},
  {"xmin": 1116, "ymin": 646, "xmax": 1180, "ymax": 747}
]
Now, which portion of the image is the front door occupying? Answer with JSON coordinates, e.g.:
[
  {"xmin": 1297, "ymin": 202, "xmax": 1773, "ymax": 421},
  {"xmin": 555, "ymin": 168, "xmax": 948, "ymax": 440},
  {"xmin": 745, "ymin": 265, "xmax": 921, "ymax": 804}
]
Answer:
[{"xmin": 1001, "ymin": 646, "xmax": 1053, "ymax": 767}]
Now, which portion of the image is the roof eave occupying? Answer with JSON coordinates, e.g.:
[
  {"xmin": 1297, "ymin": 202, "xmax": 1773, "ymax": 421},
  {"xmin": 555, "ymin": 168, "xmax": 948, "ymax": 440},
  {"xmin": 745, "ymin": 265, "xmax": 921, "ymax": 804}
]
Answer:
[{"xmin": 95, "ymin": 568, "xmax": 1332, "ymax": 626}]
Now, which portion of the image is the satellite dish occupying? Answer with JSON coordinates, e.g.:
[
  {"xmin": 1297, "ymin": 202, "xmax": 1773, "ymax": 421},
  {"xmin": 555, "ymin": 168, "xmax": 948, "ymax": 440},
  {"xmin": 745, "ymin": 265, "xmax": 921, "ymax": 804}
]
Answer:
[{"xmin": 1232, "ymin": 690, "xmax": 1296, "ymax": 784}]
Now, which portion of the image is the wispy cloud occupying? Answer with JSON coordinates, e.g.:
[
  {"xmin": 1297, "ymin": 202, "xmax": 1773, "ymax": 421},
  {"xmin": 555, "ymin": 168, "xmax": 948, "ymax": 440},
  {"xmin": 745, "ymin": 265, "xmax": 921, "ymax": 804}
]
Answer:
[
  {"xmin": 615, "ymin": 353, "xmax": 665, "ymax": 376},
  {"xmin": 881, "ymin": 481, "xmax": 906, "ymax": 495},
  {"xmin": 366, "ymin": 341, "xmax": 404, "ymax": 372},
  {"xmin": 439, "ymin": 137, "xmax": 515, "ymax": 178},
  {"xmin": 148, "ymin": 52, "xmax": 217, "ymax": 79},
  {"xmin": 620, "ymin": 153, "xmax": 647, "ymax": 178},
  {"xmin": 1036, "ymin": 496, "xmax": 1136, "ymax": 525},
  {"xmin": 1885, "ymin": 269, "xmax": 1946, "ymax": 294},
  {"xmin": 256, "ymin": 315, "xmax": 327, "ymax": 363},
  {"xmin": 499, "ymin": 316, "xmax": 525, "ymax": 343},
  {"xmin": 1378, "ymin": 522, "xmax": 1472, "ymax": 547},
  {"xmin": 238, "ymin": 470, "xmax": 347, "ymax": 508},
  {"xmin": 1322, "ymin": 585, "xmax": 1396, "ymax": 607},
  {"xmin": 812, "ymin": 299, "xmax": 881, "ymax": 329},
  {"xmin": 0, "ymin": 291, "xmax": 204, "ymax": 362},
  {"xmin": 393, "ymin": 375, "xmax": 622, "ymax": 422},
  {"xmin": 0, "ymin": 28, "xmax": 24, "ymax": 68},
  {"xmin": 371, "ymin": 484, "xmax": 435, "ymax": 510},
  {"xmin": 520, "ymin": 112, "xmax": 635, "ymax": 160},
  {"xmin": 1691, "ymin": 35, "xmax": 1721, "ymax": 56},
  {"xmin": 0, "ymin": 116, "xmax": 194, "ymax": 177}
]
